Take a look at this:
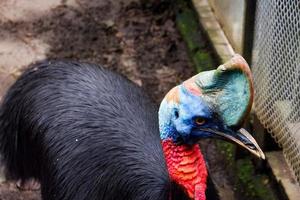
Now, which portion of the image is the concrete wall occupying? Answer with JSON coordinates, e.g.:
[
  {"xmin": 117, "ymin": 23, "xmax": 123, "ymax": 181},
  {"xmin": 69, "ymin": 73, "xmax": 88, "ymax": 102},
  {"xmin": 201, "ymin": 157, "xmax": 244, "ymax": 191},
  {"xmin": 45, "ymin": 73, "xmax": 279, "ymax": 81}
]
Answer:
[{"xmin": 208, "ymin": 0, "xmax": 245, "ymax": 53}]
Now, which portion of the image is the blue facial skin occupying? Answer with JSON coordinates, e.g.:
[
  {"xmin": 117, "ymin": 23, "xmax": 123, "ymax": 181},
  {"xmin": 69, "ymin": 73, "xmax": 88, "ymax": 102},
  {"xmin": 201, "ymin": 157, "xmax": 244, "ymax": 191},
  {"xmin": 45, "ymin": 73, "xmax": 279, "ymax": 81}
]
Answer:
[{"xmin": 159, "ymin": 85, "xmax": 229, "ymax": 145}]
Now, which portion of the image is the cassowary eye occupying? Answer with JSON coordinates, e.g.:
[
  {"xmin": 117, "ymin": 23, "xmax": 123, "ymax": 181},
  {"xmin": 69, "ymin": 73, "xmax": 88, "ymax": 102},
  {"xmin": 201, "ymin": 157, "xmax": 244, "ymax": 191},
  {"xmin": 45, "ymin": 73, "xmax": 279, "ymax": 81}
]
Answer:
[{"xmin": 194, "ymin": 117, "xmax": 205, "ymax": 125}]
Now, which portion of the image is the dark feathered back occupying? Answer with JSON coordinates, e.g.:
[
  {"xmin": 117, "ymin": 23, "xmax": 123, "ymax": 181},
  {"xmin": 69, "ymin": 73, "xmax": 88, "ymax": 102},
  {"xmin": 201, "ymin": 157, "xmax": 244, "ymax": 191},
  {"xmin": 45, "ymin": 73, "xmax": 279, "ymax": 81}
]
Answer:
[{"xmin": 0, "ymin": 61, "xmax": 189, "ymax": 200}]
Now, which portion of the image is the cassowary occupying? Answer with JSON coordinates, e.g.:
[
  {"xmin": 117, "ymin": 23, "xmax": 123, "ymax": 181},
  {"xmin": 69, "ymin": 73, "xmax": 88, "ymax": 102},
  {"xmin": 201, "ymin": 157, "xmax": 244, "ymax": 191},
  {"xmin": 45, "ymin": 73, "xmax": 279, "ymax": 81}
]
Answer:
[{"xmin": 0, "ymin": 54, "xmax": 264, "ymax": 200}]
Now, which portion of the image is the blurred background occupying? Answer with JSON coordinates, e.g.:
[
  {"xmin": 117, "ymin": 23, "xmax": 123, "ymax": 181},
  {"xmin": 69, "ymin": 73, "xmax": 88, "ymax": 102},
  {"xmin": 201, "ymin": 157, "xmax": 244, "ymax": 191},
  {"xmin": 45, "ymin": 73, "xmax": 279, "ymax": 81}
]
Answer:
[{"xmin": 0, "ymin": 0, "xmax": 299, "ymax": 199}]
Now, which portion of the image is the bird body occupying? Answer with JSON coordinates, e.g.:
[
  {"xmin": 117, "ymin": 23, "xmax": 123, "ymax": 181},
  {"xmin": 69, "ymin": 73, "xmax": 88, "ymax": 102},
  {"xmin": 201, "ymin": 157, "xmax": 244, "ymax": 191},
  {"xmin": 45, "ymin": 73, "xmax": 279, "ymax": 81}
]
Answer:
[
  {"xmin": 0, "ymin": 61, "xmax": 187, "ymax": 200},
  {"xmin": 0, "ymin": 55, "xmax": 264, "ymax": 200}
]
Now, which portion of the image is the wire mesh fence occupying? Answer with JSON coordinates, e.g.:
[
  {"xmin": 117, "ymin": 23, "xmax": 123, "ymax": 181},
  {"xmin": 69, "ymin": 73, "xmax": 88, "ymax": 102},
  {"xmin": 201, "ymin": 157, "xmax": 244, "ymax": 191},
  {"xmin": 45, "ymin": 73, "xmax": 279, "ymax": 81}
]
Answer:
[{"xmin": 252, "ymin": 0, "xmax": 300, "ymax": 183}]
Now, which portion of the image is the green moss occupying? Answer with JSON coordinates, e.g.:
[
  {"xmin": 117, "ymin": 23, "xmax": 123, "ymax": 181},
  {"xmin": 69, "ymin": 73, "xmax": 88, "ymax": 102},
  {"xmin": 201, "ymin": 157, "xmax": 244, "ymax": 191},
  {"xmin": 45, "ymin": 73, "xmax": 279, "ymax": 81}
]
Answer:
[
  {"xmin": 216, "ymin": 141, "xmax": 278, "ymax": 200},
  {"xmin": 176, "ymin": 8, "xmax": 202, "ymax": 51},
  {"xmin": 216, "ymin": 141, "xmax": 235, "ymax": 166},
  {"xmin": 235, "ymin": 159, "xmax": 278, "ymax": 200},
  {"xmin": 175, "ymin": 0, "xmax": 215, "ymax": 72},
  {"xmin": 192, "ymin": 51, "xmax": 215, "ymax": 72}
]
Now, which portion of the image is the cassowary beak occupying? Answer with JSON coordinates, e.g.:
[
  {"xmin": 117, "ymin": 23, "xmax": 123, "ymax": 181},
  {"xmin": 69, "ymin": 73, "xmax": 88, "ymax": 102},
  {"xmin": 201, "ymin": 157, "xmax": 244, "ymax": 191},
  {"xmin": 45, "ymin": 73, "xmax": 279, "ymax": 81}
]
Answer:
[
  {"xmin": 183, "ymin": 54, "xmax": 265, "ymax": 159},
  {"xmin": 200, "ymin": 127, "xmax": 265, "ymax": 159}
]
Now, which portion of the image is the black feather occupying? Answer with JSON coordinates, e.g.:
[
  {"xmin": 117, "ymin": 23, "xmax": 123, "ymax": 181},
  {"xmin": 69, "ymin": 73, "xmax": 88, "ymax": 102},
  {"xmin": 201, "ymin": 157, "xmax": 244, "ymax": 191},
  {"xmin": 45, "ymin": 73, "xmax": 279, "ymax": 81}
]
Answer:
[{"xmin": 0, "ymin": 60, "xmax": 189, "ymax": 200}]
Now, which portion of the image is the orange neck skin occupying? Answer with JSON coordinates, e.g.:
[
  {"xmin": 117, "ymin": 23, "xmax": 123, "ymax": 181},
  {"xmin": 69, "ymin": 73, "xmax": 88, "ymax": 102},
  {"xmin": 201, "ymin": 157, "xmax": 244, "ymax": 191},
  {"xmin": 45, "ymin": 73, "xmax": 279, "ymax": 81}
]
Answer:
[{"xmin": 162, "ymin": 139, "xmax": 207, "ymax": 200}]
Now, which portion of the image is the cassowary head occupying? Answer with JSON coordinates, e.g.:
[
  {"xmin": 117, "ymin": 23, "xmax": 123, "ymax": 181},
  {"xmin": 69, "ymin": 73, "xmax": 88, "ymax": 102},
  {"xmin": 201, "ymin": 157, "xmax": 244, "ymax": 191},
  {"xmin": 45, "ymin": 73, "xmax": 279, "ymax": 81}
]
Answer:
[
  {"xmin": 159, "ymin": 54, "xmax": 264, "ymax": 158},
  {"xmin": 159, "ymin": 54, "xmax": 264, "ymax": 199}
]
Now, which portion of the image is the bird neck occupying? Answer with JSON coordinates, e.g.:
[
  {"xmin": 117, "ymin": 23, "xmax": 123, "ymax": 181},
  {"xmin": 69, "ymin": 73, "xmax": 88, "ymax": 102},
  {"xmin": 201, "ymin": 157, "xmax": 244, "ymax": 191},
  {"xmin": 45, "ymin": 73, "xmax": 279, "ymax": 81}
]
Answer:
[{"xmin": 161, "ymin": 139, "xmax": 207, "ymax": 200}]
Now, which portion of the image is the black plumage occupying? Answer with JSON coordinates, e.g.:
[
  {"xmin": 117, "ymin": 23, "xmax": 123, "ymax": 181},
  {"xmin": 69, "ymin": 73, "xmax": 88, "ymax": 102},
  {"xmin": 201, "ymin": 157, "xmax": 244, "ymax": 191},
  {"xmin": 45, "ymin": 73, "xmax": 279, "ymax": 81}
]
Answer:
[{"xmin": 0, "ymin": 61, "xmax": 190, "ymax": 200}]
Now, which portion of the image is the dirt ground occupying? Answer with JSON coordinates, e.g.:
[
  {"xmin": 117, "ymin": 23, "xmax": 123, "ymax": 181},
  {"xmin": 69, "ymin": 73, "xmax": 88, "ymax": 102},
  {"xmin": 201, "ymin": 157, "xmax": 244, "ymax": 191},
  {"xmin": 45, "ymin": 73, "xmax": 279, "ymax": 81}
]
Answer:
[
  {"xmin": 0, "ymin": 0, "xmax": 196, "ymax": 199},
  {"xmin": 0, "ymin": 0, "xmax": 194, "ymax": 103}
]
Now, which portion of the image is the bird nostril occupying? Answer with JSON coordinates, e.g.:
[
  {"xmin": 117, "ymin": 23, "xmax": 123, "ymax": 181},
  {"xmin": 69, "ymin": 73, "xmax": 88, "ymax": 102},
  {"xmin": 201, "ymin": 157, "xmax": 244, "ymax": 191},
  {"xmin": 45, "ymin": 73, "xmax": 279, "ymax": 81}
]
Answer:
[
  {"xmin": 174, "ymin": 110, "xmax": 179, "ymax": 119},
  {"xmin": 246, "ymin": 143, "xmax": 256, "ymax": 150}
]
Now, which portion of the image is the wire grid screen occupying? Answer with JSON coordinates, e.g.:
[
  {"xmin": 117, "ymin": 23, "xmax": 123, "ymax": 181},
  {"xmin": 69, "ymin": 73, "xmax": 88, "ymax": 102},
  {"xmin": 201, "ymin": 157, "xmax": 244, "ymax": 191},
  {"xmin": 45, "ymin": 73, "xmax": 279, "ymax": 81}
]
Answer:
[{"xmin": 252, "ymin": 0, "xmax": 300, "ymax": 183}]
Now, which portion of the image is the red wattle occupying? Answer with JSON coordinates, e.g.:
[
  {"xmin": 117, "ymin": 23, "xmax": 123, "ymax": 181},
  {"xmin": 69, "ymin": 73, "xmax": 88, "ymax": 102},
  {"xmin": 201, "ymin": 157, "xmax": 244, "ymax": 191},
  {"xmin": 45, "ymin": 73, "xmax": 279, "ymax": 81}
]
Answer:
[{"xmin": 162, "ymin": 139, "xmax": 207, "ymax": 200}]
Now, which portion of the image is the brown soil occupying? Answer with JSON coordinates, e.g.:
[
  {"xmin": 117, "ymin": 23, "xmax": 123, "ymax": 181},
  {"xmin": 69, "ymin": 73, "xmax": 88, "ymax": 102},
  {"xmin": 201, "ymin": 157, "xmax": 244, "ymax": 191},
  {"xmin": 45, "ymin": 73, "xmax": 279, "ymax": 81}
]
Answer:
[{"xmin": 0, "ymin": 0, "xmax": 193, "ymax": 103}]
